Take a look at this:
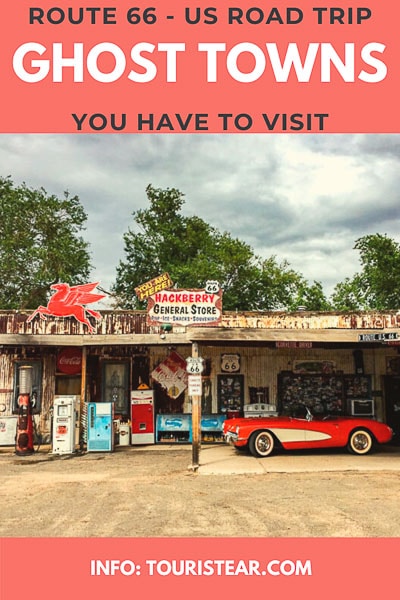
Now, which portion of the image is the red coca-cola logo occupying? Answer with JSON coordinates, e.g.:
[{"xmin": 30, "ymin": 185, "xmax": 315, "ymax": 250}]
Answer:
[{"xmin": 57, "ymin": 348, "xmax": 82, "ymax": 375}]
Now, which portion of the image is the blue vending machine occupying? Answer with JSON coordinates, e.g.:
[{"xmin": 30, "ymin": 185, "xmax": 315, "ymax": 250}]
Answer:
[{"xmin": 87, "ymin": 402, "xmax": 114, "ymax": 452}]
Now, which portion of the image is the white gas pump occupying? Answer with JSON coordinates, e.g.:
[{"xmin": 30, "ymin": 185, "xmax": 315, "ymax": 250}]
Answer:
[{"xmin": 52, "ymin": 396, "xmax": 76, "ymax": 455}]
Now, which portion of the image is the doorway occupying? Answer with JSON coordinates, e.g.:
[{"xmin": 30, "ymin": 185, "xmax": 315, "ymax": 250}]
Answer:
[{"xmin": 384, "ymin": 376, "xmax": 400, "ymax": 442}]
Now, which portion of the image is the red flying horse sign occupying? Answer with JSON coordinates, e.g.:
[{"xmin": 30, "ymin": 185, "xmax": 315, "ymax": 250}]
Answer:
[{"xmin": 27, "ymin": 282, "xmax": 105, "ymax": 333}]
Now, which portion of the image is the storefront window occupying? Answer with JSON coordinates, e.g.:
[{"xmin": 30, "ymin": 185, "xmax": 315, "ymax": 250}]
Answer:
[
  {"xmin": 217, "ymin": 374, "xmax": 244, "ymax": 414},
  {"xmin": 102, "ymin": 362, "xmax": 129, "ymax": 415}
]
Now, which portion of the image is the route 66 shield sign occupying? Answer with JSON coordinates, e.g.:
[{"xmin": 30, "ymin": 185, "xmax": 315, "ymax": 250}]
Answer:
[{"xmin": 221, "ymin": 354, "xmax": 240, "ymax": 373}]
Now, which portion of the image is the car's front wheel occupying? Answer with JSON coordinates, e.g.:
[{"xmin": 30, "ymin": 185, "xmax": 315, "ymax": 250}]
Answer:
[
  {"xmin": 249, "ymin": 430, "xmax": 275, "ymax": 458},
  {"xmin": 347, "ymin": 429, "xmax": 373, "ymax": 455}
]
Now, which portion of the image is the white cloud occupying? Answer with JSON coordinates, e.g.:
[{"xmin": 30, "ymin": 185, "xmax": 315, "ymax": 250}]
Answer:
[{"xmin": 0, "ymin": 133, "xmax": 399, "ymax": 301}]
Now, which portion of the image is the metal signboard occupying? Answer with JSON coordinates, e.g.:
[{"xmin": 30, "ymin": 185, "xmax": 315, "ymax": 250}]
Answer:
[
  {"xmin": 221, "ymin": 354, "xmax": 240, "ymax": 373},
  {"xmin": 151, "ymin": 351, "xmax": 188, "ymax": 399},
  {"xmin": 275, "ymin": 341, "xmax": 313, "ymax": 348},
  {"xmin": 188, "ymin": 375, "xmax": 202, "ymax": 397},
  {"xmin": 186, "ymin": 357, "xmax": 204, "ymax": 374},
  {"xmin": 27, "ymin": 281, "xmax": 105, "ymax": 333},
  {"xmin": 358, "ymin": 332, "xmax": 398, "ymax": 342},
  {"xmin": 147, "ymin": 289, "xmax": 223, "ymax": 326},
  {"xmin": 135, "ymin": 272, "xmax": 173, "ymax": 302}
]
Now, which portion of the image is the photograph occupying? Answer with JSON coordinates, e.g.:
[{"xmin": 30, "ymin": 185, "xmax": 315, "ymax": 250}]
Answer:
[{"xmin": 1, "ymin": 1, "xmax": 399, "ymax": 598}]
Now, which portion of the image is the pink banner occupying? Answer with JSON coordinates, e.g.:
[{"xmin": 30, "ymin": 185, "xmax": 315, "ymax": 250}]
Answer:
[
  {"xmin": 0, "ymin": 537, "xmax": 398, "ymax": 599},
  {"xmin": 0, "ymin": 0, "xmax": 399, "ymax": 132}
]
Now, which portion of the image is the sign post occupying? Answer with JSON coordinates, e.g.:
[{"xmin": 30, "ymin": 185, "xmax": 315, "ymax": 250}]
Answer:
[{"xmin": 187, "ymin": 345, "xmax": 204, "ymax": 472}]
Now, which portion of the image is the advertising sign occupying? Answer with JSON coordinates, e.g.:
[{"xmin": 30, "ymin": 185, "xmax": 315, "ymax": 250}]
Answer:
[
  {"xmin": 151, "ymin": 351, "xmax": 188, "ymax": 399},
  {"xmin": 56, "ymin": 348, "xmax": 82, "ymax": 375},
  {"xmin": 147, "ymin": 289, "xmax": 222, "ymax": 326},
  {"xmin": 135, "ymin": 272, "xmax": 173, "ymax": 301},
  {"xmin": 27, "ymin": 282, "xmax": 105, "ymax": 333}
]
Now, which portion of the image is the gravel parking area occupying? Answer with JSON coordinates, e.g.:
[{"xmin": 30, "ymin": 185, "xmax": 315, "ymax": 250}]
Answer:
[{"xmin": 1, "ymin": 444, "xmax": 400, "ymax": 537}]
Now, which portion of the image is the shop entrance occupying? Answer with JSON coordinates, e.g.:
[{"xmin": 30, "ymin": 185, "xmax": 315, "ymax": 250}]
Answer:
[{"xmin": 383, "ymin": 376, "xmax": 400, "ymax": 442}]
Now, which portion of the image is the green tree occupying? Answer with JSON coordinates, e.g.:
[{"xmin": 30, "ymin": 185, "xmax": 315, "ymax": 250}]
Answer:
[
  {"xmin": 0, "ymin": 176, "xmax": 91, "ymax": 309},
  {"xmin": 331, "ymin": 234, "xmax": 400, "ymax": 310},
  {"xmin": 112, "ymin": 184, "xmax": 329, "ymax": 311},
  {"xmin": 287, "ymin": 280, "xmax": 333, "ymax": 312},
  {"xmin": 330, "ymin": 275, "xmax": 365, "ymax": 311}
]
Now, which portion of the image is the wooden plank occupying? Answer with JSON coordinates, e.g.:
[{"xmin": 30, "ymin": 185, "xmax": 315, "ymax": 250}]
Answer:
[
  {"xmin": 0, "ymin": 334, "xmax": 190, "ymax": 346},
  {"xmin": 2, "ymin": 328, "xmax": 400, "ymax": 346}
]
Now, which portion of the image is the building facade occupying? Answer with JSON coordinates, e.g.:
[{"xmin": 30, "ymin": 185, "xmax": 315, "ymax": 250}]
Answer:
[{"xmin": 1, "ymin": 309, "xmax": 400, "ymax": 446}]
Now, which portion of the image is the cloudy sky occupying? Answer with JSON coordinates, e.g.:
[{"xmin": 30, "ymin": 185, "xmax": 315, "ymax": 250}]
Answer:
[{"xmin": 1, "ymin": 134, "xmax": 399, "ymax": 303}]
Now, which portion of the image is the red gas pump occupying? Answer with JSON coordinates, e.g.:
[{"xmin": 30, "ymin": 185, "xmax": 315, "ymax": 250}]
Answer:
[{"xmin": 15, "ymin": 366, "xmax": 35, "ymax": 456}]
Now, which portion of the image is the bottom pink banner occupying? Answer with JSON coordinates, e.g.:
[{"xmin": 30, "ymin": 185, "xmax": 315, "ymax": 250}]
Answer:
[{"xmin": 0, "ymin": 537, "xmax": 397, "ymax": 599}]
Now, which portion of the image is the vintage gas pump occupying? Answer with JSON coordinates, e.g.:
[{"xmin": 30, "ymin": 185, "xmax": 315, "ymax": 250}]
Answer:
[
  {"xmin": 15, "ymin": 365, "xmax": 35, "ymax": 456},
  {"xmin": 52, "ymin": 396, "xmax": 77, "ymax": 455}
]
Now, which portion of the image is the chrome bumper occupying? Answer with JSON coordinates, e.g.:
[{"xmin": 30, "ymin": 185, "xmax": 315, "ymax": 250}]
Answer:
[{"xmin": 224, "ymin": 431, "xmax": 238, "ymax": 445}]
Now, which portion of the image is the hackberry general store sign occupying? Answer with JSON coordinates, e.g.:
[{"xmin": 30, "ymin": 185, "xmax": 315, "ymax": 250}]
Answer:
[{"xmin": 147, "ymin": 288, "xmax": 222, "ymax": 326}]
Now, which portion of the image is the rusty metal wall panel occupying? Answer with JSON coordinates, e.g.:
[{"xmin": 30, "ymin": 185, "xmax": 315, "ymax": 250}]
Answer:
[
  {"xmin": 0, "ymin": 349, "xmax": 55, "ymax": 440},
  {"xmin": 0, "ymin": 351, "xmax": 16, "ymax": 416},
  {"xmin": 2, "ymin": 310, "xmax": 400, "ymax": 338},
  {"xmin": 40, "ymin": 353, "xmax": 56, "ymax": 442},
  {"xmin": 220, "ymin": 311, "xmax": 400, "ymax": 330},
  {"xmin": 0, "ymin": 311, "xmax": 150, "ymax": 336}
]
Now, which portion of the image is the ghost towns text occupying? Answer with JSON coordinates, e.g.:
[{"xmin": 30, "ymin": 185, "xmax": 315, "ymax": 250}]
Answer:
[{"xmin": 13, "ymin": 41, "xmax": 387, "ymax": 83}]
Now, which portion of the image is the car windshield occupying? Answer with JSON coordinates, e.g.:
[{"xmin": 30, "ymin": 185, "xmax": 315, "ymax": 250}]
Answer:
[
  {"xmin": 283, "ymin": 405, "xmax": 314, "ymax": 420},
  {"xmin": 282, "ymin": 405, "xmax": 340, "ymax": 420}
]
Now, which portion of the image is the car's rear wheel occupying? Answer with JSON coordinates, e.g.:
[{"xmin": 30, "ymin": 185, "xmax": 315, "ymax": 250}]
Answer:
[
  {"xmin": 249, "ymin": 430, "xmax": 275, "ymax": 458},
  {"xmin": 347, "ymin": 429, "xmax": 373, "ymax": 455}
]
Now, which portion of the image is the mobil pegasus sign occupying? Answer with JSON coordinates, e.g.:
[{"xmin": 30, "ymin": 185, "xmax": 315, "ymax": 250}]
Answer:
[{"xmin": 147, "ymin": 287, "xmax": 222, "ymax": 326}]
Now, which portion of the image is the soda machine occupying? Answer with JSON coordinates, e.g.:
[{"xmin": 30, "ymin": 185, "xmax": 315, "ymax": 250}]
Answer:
[
  {"xmin": 130, "ymin": 389, "xmax": 155, "ymax": 445},
  {"xmin": 52, "ymin": 396, "xmax": 76, "ymax": 455},
  {"xmin": 87, "ymin": 402, "xmax": 114, "ymax": 452}
]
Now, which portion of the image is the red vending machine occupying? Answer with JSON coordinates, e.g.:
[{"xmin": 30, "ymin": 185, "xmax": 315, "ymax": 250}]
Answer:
[{"xmin": 130, "ymin": 389, "xmax": 155, "ymax": 445}]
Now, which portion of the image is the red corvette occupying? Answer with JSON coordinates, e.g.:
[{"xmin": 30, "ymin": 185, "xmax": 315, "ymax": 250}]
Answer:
[{"xmin": 223, "ymin": 406, "xmax": 393, "ymax": 458}]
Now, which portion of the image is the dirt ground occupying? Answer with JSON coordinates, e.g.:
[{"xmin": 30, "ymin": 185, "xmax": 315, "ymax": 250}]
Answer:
[{"xmin": 1, "ymin": 444, "xmax": 400, "ymax": 538}]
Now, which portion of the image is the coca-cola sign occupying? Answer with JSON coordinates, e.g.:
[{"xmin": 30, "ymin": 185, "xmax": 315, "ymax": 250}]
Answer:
[{"xmin": 57, "ymin": 348, "xmax": 82, "ymax": 375}]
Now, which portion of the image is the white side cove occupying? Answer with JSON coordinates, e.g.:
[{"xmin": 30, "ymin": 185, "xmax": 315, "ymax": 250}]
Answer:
[{"xmin": 267, "ymin": 428, "xmax": 332, "ymax": 443}]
